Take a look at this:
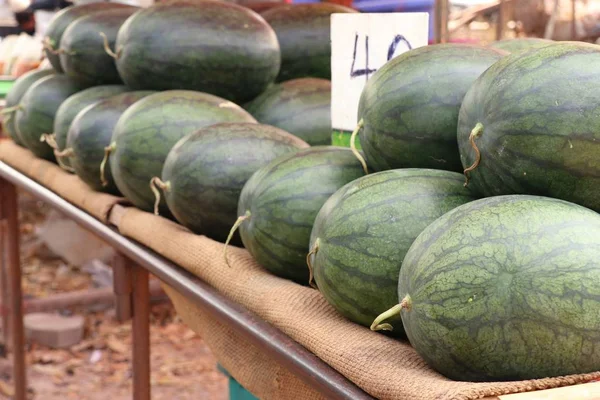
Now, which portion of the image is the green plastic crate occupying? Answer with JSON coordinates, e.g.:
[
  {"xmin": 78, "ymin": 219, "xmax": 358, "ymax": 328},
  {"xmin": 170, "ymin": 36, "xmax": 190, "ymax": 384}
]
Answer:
[
  {"xmin": 331, "ymin": 130, "xmax": 362, "ymax": 149},
  {"xmin": 218, "ymin": 364, "xmax": 258, "ymax": 400},
  {"xmin": 0, "ymin": 79, "xmax": 15, "ymax": 99}
]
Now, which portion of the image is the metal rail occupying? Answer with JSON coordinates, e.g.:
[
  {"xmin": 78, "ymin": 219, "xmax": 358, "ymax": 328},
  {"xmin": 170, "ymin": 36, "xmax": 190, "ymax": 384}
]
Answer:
[{"xmin": 0, "ymin": 161, "xmax": 373, "ymax": 400}]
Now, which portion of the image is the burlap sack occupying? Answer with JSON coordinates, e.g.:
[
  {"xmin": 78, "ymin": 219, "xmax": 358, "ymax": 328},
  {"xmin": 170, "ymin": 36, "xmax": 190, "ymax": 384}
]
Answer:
[
  {"xmin": 116, "ymin": 208, "xmax": 600, "ymax": 400},
  {"xmin": 0, "ymin": 140, "xmax": 126, "ymax": 223}
]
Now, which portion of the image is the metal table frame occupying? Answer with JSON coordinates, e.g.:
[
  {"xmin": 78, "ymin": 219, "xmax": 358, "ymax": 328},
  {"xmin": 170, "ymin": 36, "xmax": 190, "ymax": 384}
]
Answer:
[{"xmin": 0, "ymin": 161, "xmax": 373, "ymax": 400}]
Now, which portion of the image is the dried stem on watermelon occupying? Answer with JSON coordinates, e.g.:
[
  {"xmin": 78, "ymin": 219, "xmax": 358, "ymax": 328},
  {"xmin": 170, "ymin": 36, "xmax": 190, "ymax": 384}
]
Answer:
[
  {"xmin": 100, "ymin": 142, "xmax": 116, "ymax": 187},
  {"xmin": 40, "ymin": 133, "xmax": 58, "ymax": 148},
  {"xmin": 42, "ymin": 37, "xmax": 65, "ymax": 55},
  {"xmin": 100, "ymin": 32, "xmax": 122, "ymax": 60},
  {"xmin": 149, "ymin": 177, "xmax": 171, "ymax": 216},
  {"xmin": 306, "ymin": 238, "xmax": 320, "ymax": 289},
  {"xmin": 1, "ymin": 104, "xmax": 22, "ymax": 116},
  {"xmin": 350, "ymin": 119, "xmax": 368, "ymax": 175},
  {"xmin": 222, "ymin": 210, "xmax": 252, "ymax": 268},
  {"xmin": 370, "ymin": 295, "xmax": 412, "ymax": 332},
  {"xmin": 54, "ymin": 148, "xmax": 75, "ymax": 173},
  {"xmin": 463, "ymin": 123, "xmax": 484, "ymax": 187}
]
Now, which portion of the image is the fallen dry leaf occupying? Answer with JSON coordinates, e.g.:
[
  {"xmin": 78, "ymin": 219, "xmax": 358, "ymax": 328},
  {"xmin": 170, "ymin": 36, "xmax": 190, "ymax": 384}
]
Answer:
[
  {"xmin": 0, "ymin": 380, "xmax": 14, "ymax": 396},
  {"xmin": 107, "ymin": 337, "xmax": 128, "ymax": 354}
]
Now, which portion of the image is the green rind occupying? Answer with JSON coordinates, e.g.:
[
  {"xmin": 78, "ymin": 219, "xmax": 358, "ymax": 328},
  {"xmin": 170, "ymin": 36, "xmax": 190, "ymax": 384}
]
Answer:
[
  {"xmin": 261, "ymin": 3, "xmax": 357, "ymax": 81},
  {"xmin": 68, "ymin": 91, "xmax": 155, "ymax": 194},
  {"xmin": 488, "ymin": 38, "xmax": 554, "ymax": 53},
  {"xmin": 358, "ymin": 44, "xmax": 506, "ymax": 173},
  {"xmin": 53, "ymin": 85, "xmax": 128, "ymax": 169},
  {"xmin": 115, "ymin": 0, "xmax": 280, "ymax": 103},
  {"xmin": 44, "ymin": 2, "xmax": 132, "ymax": 73},
  {"xmin": 3, "ymin": 68, "xmax": 54, "ymax": 146},
  {"xmin": 245, "ymin": 78, "xmax": 332, "ymax": 145},
  {"xmin": 110, "ymin": 90, "xmax": 257, "ymax": 213},
  {"xmin": 16, "ymin": 75, "xmax": 83, "ymax": 161},
  {"xmin": 458, "ymin": 42, "xmax": 600, "ymax": 212},
  {"xmin": 162, "ymin": 123, "xmax": 309, "ymax": 242},
  {"xmin": 400, "ymin": 195, "xmax": 600, "ymax": 381},
  {"xmin": 238, "ymin": 146, "xmax": 364, "ymax": 283},
  {"xmin": 309, "ymin": 169, "xmax": 477, "ymax": 333},
  {"xmin": 59, "ymin": 7, "xmax": 138, "ymax": 87}
]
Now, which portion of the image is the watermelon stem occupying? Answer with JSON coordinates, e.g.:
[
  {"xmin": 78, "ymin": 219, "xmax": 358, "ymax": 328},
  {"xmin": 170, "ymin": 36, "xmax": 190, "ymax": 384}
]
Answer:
[
  {"xmin": 350, "ymin": 119, "xmax": 368, "ymax": 175},
  {"xmin": 100, "ymin": 32, "xmax": 122, "ymax": 60},
  {"xmin": 370, "ymin": 295, "xmax": 412, "ymax": 332},
  {"xmin": 463, "ymin": 123, "xmax": 484, "ymax": 187},
  {"xmin": 222, "ymin": 210, "xmax": 252, "ymax": 268},
  {"xmin": 100, "ymin": 142, "xmax": 116, "ymax": 187},
  {"xmin": 54, "ymin": 148, "xmax": 75, "ymax": 173},
  {"xmin": 40, "ymin": 133, "xmax": 58, "ymax": 149},
  {"xmin": 149, "ymin": 177, "xmax": 171, "ymax": 216},
  {"xmin": 306, "ymin": 238, "xmax": 320, "ymax": 289},
  {"xmin": 1, "ymin": 105, "xmax": 22, "ymax": 115},
  {"xmin": 42, "ymin": 37, "xmax": 65, "ymax": 55}
]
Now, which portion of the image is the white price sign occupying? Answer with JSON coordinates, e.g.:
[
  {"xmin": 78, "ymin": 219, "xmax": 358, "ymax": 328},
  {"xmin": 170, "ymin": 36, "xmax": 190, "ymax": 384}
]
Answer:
[{"xmin": 331, "ymin": 13, "xmax": 429, "ymax": 132}]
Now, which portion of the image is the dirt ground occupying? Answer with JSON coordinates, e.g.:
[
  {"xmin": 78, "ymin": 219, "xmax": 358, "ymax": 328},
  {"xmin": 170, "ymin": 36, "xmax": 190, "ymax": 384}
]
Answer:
[{"xmin": 0, "ymin": 192, "xmax": 229, "ymax": 399}]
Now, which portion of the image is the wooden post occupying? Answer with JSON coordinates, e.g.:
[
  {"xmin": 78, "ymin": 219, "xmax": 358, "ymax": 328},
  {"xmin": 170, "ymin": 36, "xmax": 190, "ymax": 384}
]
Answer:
[
  {"xmin": 435, "ymin": 0, "xmax": 449, "ymax": 44},
  {"xmin": 131, "ymin": 264, "xmax": 150, "ymax": 400}
]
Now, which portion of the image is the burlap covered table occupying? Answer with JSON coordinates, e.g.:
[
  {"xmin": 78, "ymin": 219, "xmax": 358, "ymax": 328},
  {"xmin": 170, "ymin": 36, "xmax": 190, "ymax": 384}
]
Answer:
[{"xmin": 2, "ymin": 139, "xmax": 599, "ymax": 400}]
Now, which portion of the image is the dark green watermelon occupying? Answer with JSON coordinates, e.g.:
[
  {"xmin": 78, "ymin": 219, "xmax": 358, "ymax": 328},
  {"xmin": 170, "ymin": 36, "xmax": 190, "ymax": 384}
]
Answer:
[
  {"xmin": 43, "ymin": 2, "xmax": 132, "ymax": 73},
  {"xmin": 488, "ymin": 37, "xmax": 553, "ymax": 53},
  {"xmin": 458, "ymin": 42, "xmax": 600, "ymax": 212},
  {"xmin": 53, "ymin": 85, "xmax": 128, "ymax": 170},
  {"xmin": 160, "ymin": 123, "xmax": 309, "ymax": 242},
  {"xmin": 358, "ymin": 44, "xmax": 506, "ymax": 173},
  {"xmin": 2, "ymin": 68, "xmax": 54, "ymax": 146},
  {"xmin": 114, "ymin": 0, "xmax": 279, "ymax": 103},
  {"xmin": 109, "ymin": 90, "xmax": 257, "ymax": 213},
  {"xmin": 238, "ymin": 146, "xmax": 364, "ymax": 283},
  {"xmin": 68, "ymin": 91, "xmax": 155, "ymax": 194},
  {"xmin": 59, "ymin": 7, "xmax": 139, "ymax": 87},
  {"xmin": 308, "ymin": 169, "xmax": 477, "ymax": 334},
  {"xmin": 16, "ymin": 75, "xmax": 83, "ymax": 161},
  {"xmin": 392, "ymin": 195, "xmax": 600, "ymax": 381},
  {"xmin": 261, "ymin": 3, "xmax": 357, "ymax": 81},
  {"xmin": 245, "ymin": 78, "xmax": 331, "ymax": 145}
]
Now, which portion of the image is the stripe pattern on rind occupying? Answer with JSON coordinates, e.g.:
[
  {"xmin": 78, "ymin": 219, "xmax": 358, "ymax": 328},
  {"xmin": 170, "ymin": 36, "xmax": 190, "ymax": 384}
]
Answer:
[
  {"xmin": 245, "ymin": 78, "xmax": 331, "ymax": 145},
  {"xmin": 308, "ymin": 169, "xmax": 477, "ymax": 333},
  {"xmin": 400, "ymin": 195, "xmax": 600, "ymax": 381},
  {"xmin": 110, "ymin": 90, "xmax": 257, "ymax": 213},
  {"xmin": 358, "ymin": 44, "xmax": 506, "ymax": 173},
  {"xmin": 161, "ymin": 123, "xmax": 308, "ymax": 242},
  {"xmin": 458, "ymin": 42, "xmax": 600, "ymax": 212},
  {"xmin": 238, "ymin": 146, "xmax": 365, "ymax": 283}
]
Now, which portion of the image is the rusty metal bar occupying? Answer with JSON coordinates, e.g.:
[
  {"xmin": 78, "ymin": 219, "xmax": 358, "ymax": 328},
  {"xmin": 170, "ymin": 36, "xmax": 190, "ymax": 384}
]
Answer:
[
  {"xmin": 0, "ymin": 206, "xmax": 10, "ymax": 347},
  {"xmin": 113, "ymin": 254, "xmax": 133, "ymax": 322},
  {"xmin": 132, "ymin": 263, "xmax": 150, "ymax": 400},
  {"xmin": 0, "ymin": 161, "xmax": 373, "ymax": 400},
  {"xmin": 0, "ymin": 177, "xmax": 26, "ymax": 400},
  {"xmin": 435, "ymin": 0, "xmax": 450, "ymax": 43},
  {"xmin": 572, "ymin": 0, "xmax": 577, "ymax": 40},
  {"xmin": 496, "ymin": 0, "xmax": 508, "ymax": 39}
]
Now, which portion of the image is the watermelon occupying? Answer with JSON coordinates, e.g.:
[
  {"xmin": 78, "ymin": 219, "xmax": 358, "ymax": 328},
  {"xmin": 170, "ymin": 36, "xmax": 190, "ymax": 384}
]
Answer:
[
  {"xmin": 379, "ymin": 195, "xmax": 600, "ymax": 381},
  {"xmin": 458, "ymin": 42, "xmax": 600, "ymax": 212},
  {"xmin": 245, "ymin": 78, "xmax": 332, "ymax": 145},
  {"xmin": 2, "ymin": 68, "xmax": 54, "ymax": 146},
  {"xmin": 358, "ymin": 44, "xmax": 506, "ymax": 173},
  {"xmin": 16, "ymin": 75, "xmax": 83, "ymax": 161},
  {"xmin": 308, "ymin": 169, "xmax": 477, "ymax": 333},
  {"xmin": 489, "ymin": 37, "xmax": 553, "ymax": 53},
  {"xmin": 158, "ymin": 123, "xmax": 309, "ymax": 242},
  {"xmin": 114, "ymin": 0, "xmax": 280, "ymax": 103},
  {"xmin": 52, "ymin": 85, "xmax": 128, "ymax": 170},
  {"xmin": 261, "ymin": 4, "xmax": 357, "ymax": 81},
  {"xmin": 67, "ymin": 91, "xmax": 155, "ymax": 194},
  {"xmin": 109, "ymin": 90, "xmax": 257, "ymax": 214},
  {"xmin": 43, "ymin": 2, "xmax": 132, "ymax": 73},
  {"xmin": 59, "ymin": 7, "xmax": 139, "ymax": 87},
  {"xmin": 237, "ymin": 146, "xmax": 364, "ymax": 283}
]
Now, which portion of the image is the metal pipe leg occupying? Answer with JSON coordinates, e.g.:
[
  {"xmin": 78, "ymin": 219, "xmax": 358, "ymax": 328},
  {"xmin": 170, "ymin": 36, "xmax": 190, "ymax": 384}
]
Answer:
[
  {"xmin": 435, "ymin": 0, "xmax": 449, "ymax": 44},
  {"xmin": 132, "ymin": 263, "xmax": 150, "ymax": 400},
  {"xmin": 113, "ymin": 254, "xmax": 133, "ymax": 322},
  {"xmin": 0, "ymin": 178, "xmax": 27, "ymax": 400},
  {"xmin": 0, "ymin": 216, "xmax": 10, "ymax": 347}
]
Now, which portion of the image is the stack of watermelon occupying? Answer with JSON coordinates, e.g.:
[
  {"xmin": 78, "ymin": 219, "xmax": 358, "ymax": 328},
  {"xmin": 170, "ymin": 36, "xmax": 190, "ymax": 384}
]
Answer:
[{"xmin": 5, "ymin": 0, "xmax": 600, "ymax": 387}]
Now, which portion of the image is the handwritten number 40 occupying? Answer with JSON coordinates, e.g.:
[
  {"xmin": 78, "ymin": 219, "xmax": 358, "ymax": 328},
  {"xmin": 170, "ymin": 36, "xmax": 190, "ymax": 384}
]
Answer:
[{"xmin": 350, "ymin": 33, "xmax": 412, "ymax": 80}]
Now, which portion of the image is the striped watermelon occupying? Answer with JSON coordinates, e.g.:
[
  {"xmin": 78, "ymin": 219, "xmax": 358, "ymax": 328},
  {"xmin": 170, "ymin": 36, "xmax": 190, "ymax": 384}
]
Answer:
[
  {"xmin": 308, "ymin": 169, "xmax": 477, "ymax": 333},
  {"xmin": 382, "ymin": 195, "xmax": 600, "ymax": 381},
  {"xmin": 458, "ymin": 42, "xmax": 600, "ymax": 212},
  {"xmin": 237, "ymin": 146, "xmax": 365, "ymax": 283},
  {"xmin": 159, "ymin": 123, "xmax": 309, "ymax": 242}
]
